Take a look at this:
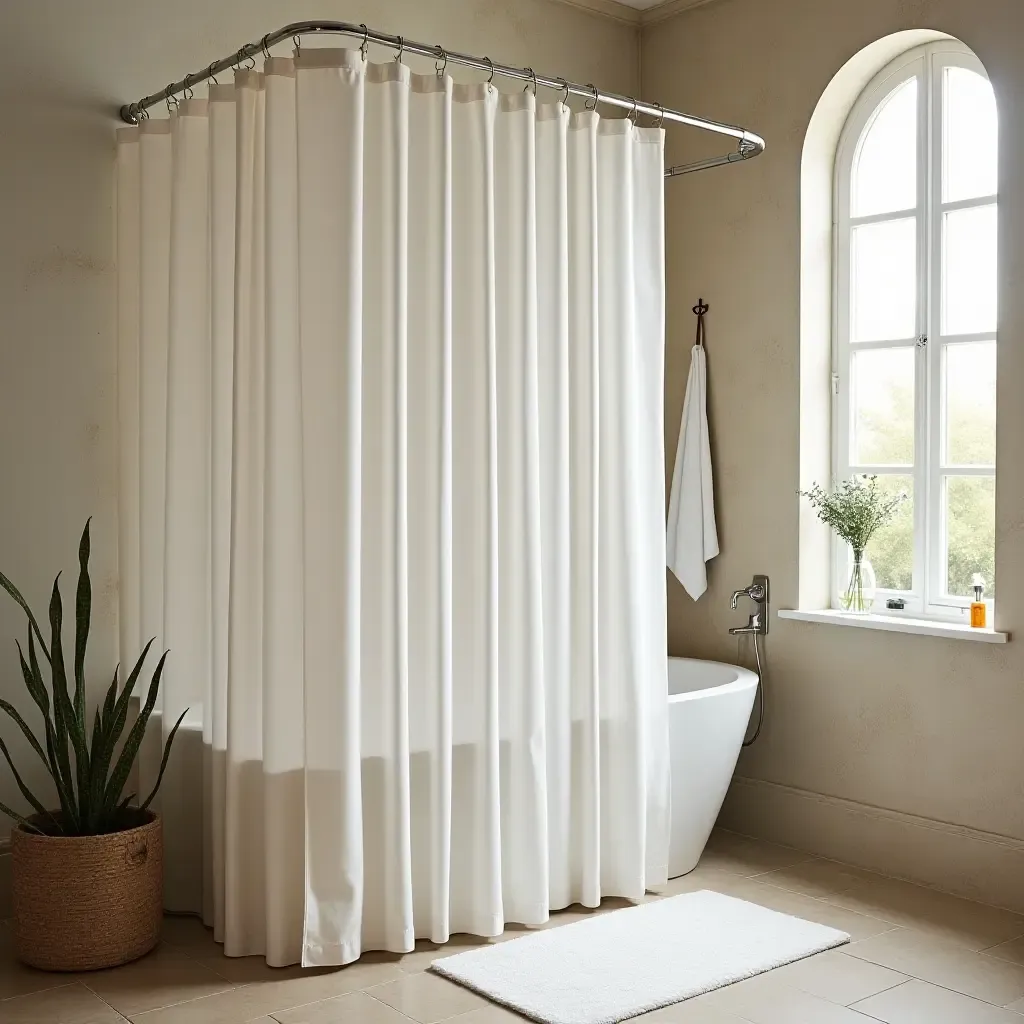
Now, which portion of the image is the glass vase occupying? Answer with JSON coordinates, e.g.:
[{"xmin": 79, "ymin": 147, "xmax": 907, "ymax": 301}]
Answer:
[{"xmin": 840, "ymin": 553, "xmax": 877, "ymax": 614}]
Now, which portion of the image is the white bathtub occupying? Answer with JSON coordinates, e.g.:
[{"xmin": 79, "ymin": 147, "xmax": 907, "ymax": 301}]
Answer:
[{"xmin": 667, "ymin": 657, "xmax": 760, "ymax": 878}]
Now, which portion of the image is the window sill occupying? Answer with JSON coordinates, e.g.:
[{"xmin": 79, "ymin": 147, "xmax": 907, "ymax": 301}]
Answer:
[{"xmin": 777, "ymin": 608, "xmax": 1009, "ymax": 643}]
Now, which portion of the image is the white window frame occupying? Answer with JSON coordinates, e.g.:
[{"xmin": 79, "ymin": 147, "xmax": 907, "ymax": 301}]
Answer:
[{"xmin": 833, "ymin": 41, "xmax": 997, "ymax": 622}]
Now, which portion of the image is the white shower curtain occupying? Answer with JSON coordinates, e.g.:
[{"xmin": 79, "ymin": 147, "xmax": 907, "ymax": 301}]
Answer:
[{"xmin": 116, "ymin": 51, "xmax": 669, "ymax": 967}]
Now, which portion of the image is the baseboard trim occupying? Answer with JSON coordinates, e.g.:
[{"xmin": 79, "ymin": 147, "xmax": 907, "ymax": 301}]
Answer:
[{"xmin": 721, "ymin": 775, "xmax": 1024, "ymax": 913}]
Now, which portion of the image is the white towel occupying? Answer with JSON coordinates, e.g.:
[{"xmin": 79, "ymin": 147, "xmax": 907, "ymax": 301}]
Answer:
[{"xmin": 667, "ymin": 344, "xmax": 719, "ymax": 599}]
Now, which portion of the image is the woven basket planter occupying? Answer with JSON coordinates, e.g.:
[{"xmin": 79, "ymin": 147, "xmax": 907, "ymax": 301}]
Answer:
[{"xmin": 11, "ymin": 811, "xmax": 163, "ymax": 971}]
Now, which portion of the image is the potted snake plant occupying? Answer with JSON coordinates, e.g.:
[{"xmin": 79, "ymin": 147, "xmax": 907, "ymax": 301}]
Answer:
[{"xmin": 0, "ymin": 521, "xmax": 186, "ymax": 971}]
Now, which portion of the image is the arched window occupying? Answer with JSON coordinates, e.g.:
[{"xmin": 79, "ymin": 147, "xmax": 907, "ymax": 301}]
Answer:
[{"xmin": 834, "ymin": 41, "xmax": 997, "ymax": 618}]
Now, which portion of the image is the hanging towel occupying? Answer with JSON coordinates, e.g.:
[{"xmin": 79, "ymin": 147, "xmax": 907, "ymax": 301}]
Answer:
[{"xmin": 667, "ymin": 304, "xmax": 719, "ymax": 600}]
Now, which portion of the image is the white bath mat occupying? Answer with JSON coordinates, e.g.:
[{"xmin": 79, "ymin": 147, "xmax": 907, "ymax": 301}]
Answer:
[{"xmin": 430, "ymin": 889, "xmax": 850, "ymax": 1024}]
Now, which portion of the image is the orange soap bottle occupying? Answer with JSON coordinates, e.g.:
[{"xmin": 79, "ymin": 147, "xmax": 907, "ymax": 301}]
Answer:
[{"xmin": 971, "ymin": 574, "xmax": 987, "ymax": 629}]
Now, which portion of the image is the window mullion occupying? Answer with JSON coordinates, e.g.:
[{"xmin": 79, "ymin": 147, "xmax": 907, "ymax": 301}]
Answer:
[
  {"xmin": 925, "ymin": 51, "xmax": 946, "ymax": 612},
  {"xmin": 908, "ymin": 57, "xmax": 930, "ymax": 612}
]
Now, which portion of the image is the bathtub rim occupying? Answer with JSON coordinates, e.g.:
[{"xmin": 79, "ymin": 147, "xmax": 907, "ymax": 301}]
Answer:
[{"xmin": 667, "ymin": 656, "xmax": 759, "ymax": 703}]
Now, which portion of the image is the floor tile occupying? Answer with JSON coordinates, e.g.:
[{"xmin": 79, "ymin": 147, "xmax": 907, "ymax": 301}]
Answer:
[
  {"xmin": 756, "ymin": 859, "xmax": 882, "ymax": 900},
  {"xmin": 985, "ymin": 935, "xmax": 1024, "ymax": 967},
  {"xmin": 0, "ymin": 981, "xmax": 130, "ymax": 1023},
  {"xmin": 830, "ymin": 876, "xmax": 1024, "ymax": 950},
  {"xmin": 272, "ymin": 989, "xmax": 413, "ymax": 1023},
  {"xmin": 79, "ymin": 945, "xmax": 235, "ymax": 1015},
  {"xmin": 367, "ymin": 971, "xmax": 489, "ymax": 1023},
  {"xmin": 769, "ymin": 948, "xmax": 907, "ymax": 1005},
  {"xmin": 128, "ymin": 960, "xmax": 405, "ymax": 1024},
  {"xmin": 703, "ymin": 973, "xmax": 878, "ymax": 1022},
  {"xmin": 699, "ymin": 831, "xmax": 813, "ymax": 877},
  {"xmin": 653, "ymin": 865, "xmax": 756, "ymax": 898},
  {"xmin": 638, "ymin": 999, "xmax": 758, "ymax": 1022},
  {"xmin": 447, "ymin": 1007, "xmax": 538, "ymax": 1023},
  {"xmin": 0, "ymin": 925, "xmax": 68, "ymax": 1000},
  {"xmin": 399, "ymin": 937, "xmax": 503, "ymax": 974},
  {"xmin": 160, "ymin": 916, "xmax": 220, "ymax": 953},
  {"xmin": 684, "ymin": 872, "xmax": 895, "ymax": 942},
  {"xmin": 853, "ymin": 978, "xmax": 1024, "ymax": 1022},
  {"xmin": 845, "ymin": 926, "xmax": 1024, "ymax": 1005}
]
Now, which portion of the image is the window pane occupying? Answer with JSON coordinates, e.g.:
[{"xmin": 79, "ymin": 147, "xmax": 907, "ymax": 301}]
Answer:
[
  {"xmin": 942, "ymin": 204, "xmax": 997, "ymax": 335},
  {"xmin": 851, "ymin": 347, "xmax": 915, "ymax": 465},
  {"xmin": 853, "ymin": 78, "xmax": 917, "ymax": 217},
  {"xmin": 945, "ymin": 475, "xmax": 995, "ymax": 599},
  {"xmin": 945, "ymin": 341, "xmax": 996, "ymax": 466},
  {"xmin": 861, "ymin": 475, "xmax": 914, "ymax": 591},
  {"xmin": 851, "ymin": 218, "xmax": 917, "ymax": 342},
  {"xmin": 944, "ymin": 67, "xmax": 997, "ymax": 203}
]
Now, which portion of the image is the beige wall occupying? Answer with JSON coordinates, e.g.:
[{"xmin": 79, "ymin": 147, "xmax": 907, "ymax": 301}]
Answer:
[
  {"xmin": 0, "ymin": 0, "xmax": 637, "ymax": 848},
  {"xmin": 644, "ymin": 0, "xmax": 1024, "ymax": 900}
]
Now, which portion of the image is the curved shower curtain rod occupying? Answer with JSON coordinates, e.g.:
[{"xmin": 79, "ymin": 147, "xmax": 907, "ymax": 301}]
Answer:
[{"xmin": 118, "ymin": 19, "xmax": 764, "ymax": 178}]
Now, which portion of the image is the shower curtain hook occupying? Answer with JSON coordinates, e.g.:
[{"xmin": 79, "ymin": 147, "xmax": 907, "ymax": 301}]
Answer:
[
  {"xmin": 523, "ymin": 67, "xmax": 537, "ymax": 95},
  {"xmin": 435, "ymin": 45, "xmax": 448, "ymax": 77},
  {"xmin": 585, "ymin": 83, "xmax": 598, "ymax": 110},
  {"xmin": 557, "ymin": 78, "xmax": 570, "ymax": 107},
  {"xmin": 359, "ymin": 25, "xmax": 368, "ymax": 60},
  {"xmin": 182, "ymin": 73, "xmax": 194, "ymax": 100},
  {"xmin": 654, "ymin": 102, "xmax": 665, "ymax": 128},
  {"xmin": 629, "ymin": 97, "xmax": 638, "ymax": 123},
  {"xmin": 261, "ymin": 35, "xmax": 271, "ymax": 60},
  {"xmin": 484, "ymin": 57, "xmax": 495, "ymax": 84},
  {"xmin": 293, "ymin": 33, "xmax": 303, "ymax": 53},
  {"xmin": 207, "ymin": 61, "xmax": 219, "ymax": 84},
  {"xmin": 164, "ymin": 85, "xmax": 179, "ymax": 114},
  {"xmin": 395, "ymin": 36, "xmax": 405, "ymax": 63}
]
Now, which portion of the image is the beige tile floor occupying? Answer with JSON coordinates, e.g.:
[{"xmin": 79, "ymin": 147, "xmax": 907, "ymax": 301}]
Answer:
[{"xmin": 5, "ymin": 828, "xmax": 1024, "ymax": 1023}]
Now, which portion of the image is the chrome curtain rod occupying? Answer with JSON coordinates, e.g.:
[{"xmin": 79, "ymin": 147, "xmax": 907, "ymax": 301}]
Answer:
[{"xmin": 119, "ymin": 20, "xmax": 764, "ymax": 178}]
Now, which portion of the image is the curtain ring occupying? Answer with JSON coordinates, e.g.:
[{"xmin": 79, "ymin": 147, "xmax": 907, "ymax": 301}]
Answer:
[
  {"xmin": 523, "ymin": 67, "xmax": 537, "ymax": 95},
  {"xmin": 484, "ymin": 56, "xmax": 494, "ymax": 84},
  {"xmin": 293, "ymin": 33, "xmax": 302, "ymax": 53},
  {"xmin": 629, "ymin": 97, "xmax": 638, "ymax": 123},
  {"xmin": 138, "ymin": 105, "xmax": 149, "ymax": 121},
  {"xmin": 395, "ymin": 36, "xmax": 405, "ymax": 63},
  {"xmin": 654, "ymin": 102, "xmax": 664, "ymax": 128},
  {"xmin": 207, "ymin": 61, "xmax": 219, "ymax": 84},
  {"xmin": 557, "ymin": 78, "xmax": 570, "ymax": 106},
  {"xmin": 164, "ymin": 85, "xmax": 179, "ymax": 114},
  {"xmin": 434, "ymin": 45, "xmax": 447, "ymax": 77},
  {"xmin": 261, "ymin": 35, "xmax": 271, "ymax": 60},
  {"xmin": 359, "ymin": 24, "xmax": 368, "ymax": 60},
  {"xmin": 585, "ymin": 83, "xmax": 598, "ymax": 110},
  {"xmin": 182, "ymin": 73, "xmax": 194, "ymax": 100}
]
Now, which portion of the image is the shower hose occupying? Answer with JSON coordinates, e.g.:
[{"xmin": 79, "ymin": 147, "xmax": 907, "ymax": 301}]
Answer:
[{"xmin": 741, "ymin": 631, "xmax": 765, "ymax": 747}]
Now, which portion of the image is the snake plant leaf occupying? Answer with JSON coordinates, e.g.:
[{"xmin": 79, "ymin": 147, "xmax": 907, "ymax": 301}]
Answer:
[
  {"xmin": 48, "ymin": 574, "xmax": 90, "ymax": 816},
  {"xmin": 140, "ymin": 707, "xmax": 188, "ymax": 812},
  {"xmin": 30, "ymin": 629, "xmax": 76, "ymax": 826},
  {"xmin": 101, "ymin": 667, "xmax": 118, "ymax": 732},
  {"xmin": 16, "ymin": 638, "xmax": 48, "ymax": 718},
  {"xmin": 0, "ymin": 568, "xmax": 51, "ymax": 664},
  {"xmin": 0, "ymin": 733, "xmax": 53, "ymax": 824},
  {"xmin": 88, "ymin": 640, "xmax": 154, "ymax": 824},
  {"xmin": 44, "ymin": 724, "xmax": 78, "ymax": 829},
  {"xmin": 73, "ymin": 520, "xmax": 91, "ymax": 732},
  {"xmin": 19, "ymin": 637, "xmax": 77, "ymax": 825},
  {"xmin": 0, "ymin": 798, "xmax": 44, "ymax": 834},
  {"xmin": 0, "ymin": 695, "xmax": 49, "ymax": 772},
  {"xmin": 117, "ymin": 793, "xmax": 136, "ymax": 814},
  {"xmin": 103, "ymin": 650, "xmax": 169, "ymax": 816}
]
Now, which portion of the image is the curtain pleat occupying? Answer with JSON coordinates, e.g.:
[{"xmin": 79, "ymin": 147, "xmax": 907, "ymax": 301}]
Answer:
[{"xmin": 118, "ymin": 53, "xmax": 668, "ymax": 968}]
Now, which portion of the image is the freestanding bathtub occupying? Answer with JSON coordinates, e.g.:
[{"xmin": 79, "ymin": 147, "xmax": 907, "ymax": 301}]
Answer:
[{"xmin": 667, "ymin": 657, "xmax": 760, "ymax": 877}]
